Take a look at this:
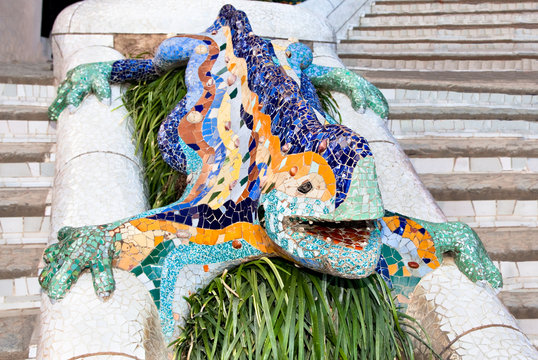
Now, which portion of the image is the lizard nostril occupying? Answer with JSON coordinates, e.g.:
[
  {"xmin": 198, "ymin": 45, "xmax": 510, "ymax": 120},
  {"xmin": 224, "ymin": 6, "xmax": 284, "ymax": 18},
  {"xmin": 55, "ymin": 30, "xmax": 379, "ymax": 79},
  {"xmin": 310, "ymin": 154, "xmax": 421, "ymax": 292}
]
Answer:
[{"xmin": 298, "ymin": 181, "xmax": 313, "ymax": 194}]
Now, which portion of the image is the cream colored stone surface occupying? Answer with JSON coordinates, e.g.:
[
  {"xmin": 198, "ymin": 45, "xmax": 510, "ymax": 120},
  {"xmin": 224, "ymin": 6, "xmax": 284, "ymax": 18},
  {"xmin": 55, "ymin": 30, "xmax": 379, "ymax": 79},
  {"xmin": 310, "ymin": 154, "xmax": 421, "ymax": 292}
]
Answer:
[
  {"xmin": 51, "ymin": 46, "xmax": 147, "ymax": 238},
  {"xmin": 51, "ymin": 35, "xmax": 114, "ymax": 81},
  {"xmin": 41, "ymin": 44, "xmax": 152, "ymax": 358},
  {"xmin": 39, "ymin": 270, "xmax": 166, "ymax": 360},
  {"xmin": 408, "ymin": 258, "xmax": 538, "ymax": 359},
  {"xmin": 52, "ymin": 0, "xmax": 334, "ymax": 42}
]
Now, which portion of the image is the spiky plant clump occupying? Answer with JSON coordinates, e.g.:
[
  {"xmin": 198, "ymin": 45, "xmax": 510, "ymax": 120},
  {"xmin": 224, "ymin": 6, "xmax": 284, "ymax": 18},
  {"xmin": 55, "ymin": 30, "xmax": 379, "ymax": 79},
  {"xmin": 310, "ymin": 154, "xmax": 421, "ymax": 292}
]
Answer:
[
  {"xmin": 123, "ymin": 66, "xmax": 188, "ymax": 208},
  {"xmin": 171, "ymin": 257, "xmax": 433, "ymax": 360},
  {"xmin": 316, "ymin": 86, "xmax": 343, "ymax": 124}
]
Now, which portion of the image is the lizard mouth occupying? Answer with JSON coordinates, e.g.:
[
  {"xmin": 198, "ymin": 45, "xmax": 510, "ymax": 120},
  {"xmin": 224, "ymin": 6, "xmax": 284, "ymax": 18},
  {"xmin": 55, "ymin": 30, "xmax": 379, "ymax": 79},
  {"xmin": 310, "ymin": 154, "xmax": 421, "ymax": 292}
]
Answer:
[
  {"xmin": 286, "ymin": 217, "xmax": 378, "ymax": 251},
  {"xmin": 258, "ymin": 205, "xmax": 377, "ymax": 250}
]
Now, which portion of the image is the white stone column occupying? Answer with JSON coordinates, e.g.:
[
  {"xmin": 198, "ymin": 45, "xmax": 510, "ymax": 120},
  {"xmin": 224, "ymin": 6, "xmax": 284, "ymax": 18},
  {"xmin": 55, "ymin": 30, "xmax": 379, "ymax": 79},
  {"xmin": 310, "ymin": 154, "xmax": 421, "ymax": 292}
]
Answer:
[
  {"xmin": 50, "ymin": 45, "xmax": 148, "ymax": 238},
  {"xmin": 407, "ymin": 257, "xmax": 538, "ymax": 359},
  {"xmin": 39, "ymin": 45, "xmax": 166, "ymax": 359}
]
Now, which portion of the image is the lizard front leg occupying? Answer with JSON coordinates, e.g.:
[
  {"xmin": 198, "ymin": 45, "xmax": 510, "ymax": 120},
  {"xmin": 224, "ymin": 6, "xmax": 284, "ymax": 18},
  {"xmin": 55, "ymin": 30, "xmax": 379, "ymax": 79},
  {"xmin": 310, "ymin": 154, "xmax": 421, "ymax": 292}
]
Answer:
[{"xmin": 379, "ymin": 213, "xmax": 502, "ymax": 294}]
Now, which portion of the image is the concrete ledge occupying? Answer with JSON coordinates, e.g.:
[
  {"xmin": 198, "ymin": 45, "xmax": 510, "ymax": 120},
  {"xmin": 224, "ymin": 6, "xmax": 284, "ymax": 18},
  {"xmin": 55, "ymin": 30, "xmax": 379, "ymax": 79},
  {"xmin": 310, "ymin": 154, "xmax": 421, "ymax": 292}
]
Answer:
[
  {"xmin": 52, "ymin": 0, "xmax": 334, "ymax": 43},
  {"xmin": 338, "ymin": 40, "xmax": 538, "ymax": 54},
  {"xmin": 399, "ymin": 137, "xmax": 538, "ymax": 158},
  {"xmin": 0, "ymin": 143, "xmax": 53, "ymax": 163},
  {"xmin": 354, "ymin": 70, "xmax": 538, "ymax": 95},
  {"xmin": 0, "ymin": 188, "xmax": 49, "ymax": 217},
  {"xmin": 0, "ymin": 106, "xmax": 49, "ymax": 121},
  {"xmin": 352, "ymin": 23, "xmax": 538, "ymax": 31},
  {"xmin": 0, "ymin": 314, "xmax": 37, "ymax": 360},
  {"xmin": 0, "ymin": 245, "xmax": 45, "ymax": 279},
  {"xmin": 340, "ymin": 52, "xmax": 538, "ymax": 60},
  {"xmin": 364, "ymin": 9, "xmax": 538, "ymax": 17},
  {"xmin": 499, "ymin": 291, "xmax": 538, "ymax": 319},
  {"xmin": 390, "ymin": 106, "xmax": 538, "ymax": 121},
  {"xmin": 420, "ymin": 173, "xmax": 538, "ymax": 201},
  {"xmin": 0, "ymin": 64, "xmax": 53, "ymax": 86},
  {"xmin": 373, "ymin": 0, "xmax": 535, "ymax": 5},
  {"xmin": 477, "ymin": 227, "xmax": 538, "ymax": 262}
]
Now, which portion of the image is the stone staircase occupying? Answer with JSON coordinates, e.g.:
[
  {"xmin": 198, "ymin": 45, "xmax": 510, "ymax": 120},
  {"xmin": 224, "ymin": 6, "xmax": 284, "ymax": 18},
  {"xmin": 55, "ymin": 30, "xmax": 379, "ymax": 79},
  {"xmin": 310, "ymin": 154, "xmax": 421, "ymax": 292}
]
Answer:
[
  {"xmin": 338, "ymin": 0, "xmax": 538, "ymax": 346},
  {"xmin": 0, "ymin": 63, "xmax": 55, "ymax": 360}
]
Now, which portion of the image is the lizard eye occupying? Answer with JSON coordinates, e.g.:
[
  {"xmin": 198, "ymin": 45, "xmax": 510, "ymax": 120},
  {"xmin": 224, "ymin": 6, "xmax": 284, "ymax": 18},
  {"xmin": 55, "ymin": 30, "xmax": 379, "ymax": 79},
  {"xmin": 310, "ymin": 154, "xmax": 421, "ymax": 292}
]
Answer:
[
  {"xmin": 298, "ymin": 181, "xmax": 313, "ymax": 194},
  {"xmin": 285, "ymin": 50, "xmax": 292, "ymax": 58}
]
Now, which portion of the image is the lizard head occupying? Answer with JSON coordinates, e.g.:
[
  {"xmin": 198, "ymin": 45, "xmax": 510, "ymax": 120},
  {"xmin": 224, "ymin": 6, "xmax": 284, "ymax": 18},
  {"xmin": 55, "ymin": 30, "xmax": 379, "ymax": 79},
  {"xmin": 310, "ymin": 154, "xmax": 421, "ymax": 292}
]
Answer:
[{"xmin": 259, "ymin": 125, "xmax": 384, "ymax": 278}]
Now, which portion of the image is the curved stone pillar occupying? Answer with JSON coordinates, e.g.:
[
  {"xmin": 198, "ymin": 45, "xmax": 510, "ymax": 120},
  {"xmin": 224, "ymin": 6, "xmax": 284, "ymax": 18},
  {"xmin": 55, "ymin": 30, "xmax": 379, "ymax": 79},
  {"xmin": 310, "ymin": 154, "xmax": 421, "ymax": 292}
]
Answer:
[
  {"xmin": 39, "ymin": 45, "xmax": 164, "ymax": 359},
  {"xmin": 50, "ymin": 46, "xmax": 148, "ymax": 238},
  {"xmin": 311, "ymin": 44, "xmax": 446, "ymax": 223},
  {"xmin": 407, "ymin": 257, "xmax": 538, "ymax": 359},
  {"xmin": 39, "ymin": 270, "xmax": 166, "ymax": 360}
]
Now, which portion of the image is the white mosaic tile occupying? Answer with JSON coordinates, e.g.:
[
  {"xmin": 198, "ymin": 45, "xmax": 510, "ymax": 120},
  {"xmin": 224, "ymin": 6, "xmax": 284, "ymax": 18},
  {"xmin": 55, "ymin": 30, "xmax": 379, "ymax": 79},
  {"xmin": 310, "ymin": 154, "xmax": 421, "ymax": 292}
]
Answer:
[
  {"xmin": 407, "ymin": 259, "xmax": 538, "ymax": 358},
  {"xmin": 39, "ymin": 270, "xmax": 166, "ymax": 360}
]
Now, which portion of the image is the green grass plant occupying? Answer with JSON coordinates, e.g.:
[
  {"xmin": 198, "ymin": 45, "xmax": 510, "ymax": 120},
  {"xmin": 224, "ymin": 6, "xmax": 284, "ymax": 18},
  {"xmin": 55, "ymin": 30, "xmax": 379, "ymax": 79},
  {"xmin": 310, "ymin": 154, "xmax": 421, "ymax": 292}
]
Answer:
[
  {"xmin": 171, "ymin": 257, "xmax": 434, "ymax": 360},
  {"xmin": 123, "ymin": 67, "xmax": 188, "ymax": 208}
]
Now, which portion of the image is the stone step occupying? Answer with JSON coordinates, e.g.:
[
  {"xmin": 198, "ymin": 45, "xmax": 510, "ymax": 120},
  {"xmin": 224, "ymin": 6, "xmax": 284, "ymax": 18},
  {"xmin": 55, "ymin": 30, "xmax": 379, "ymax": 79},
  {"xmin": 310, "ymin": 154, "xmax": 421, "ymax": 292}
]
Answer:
[
  {"xmin": 498, "ymin": 290, "xmax": 538, "ymax": 346},
  {"xmin": 419, "ymin": 173, "xmax": 537, "ymax": 201},
  {"xmin": 389, "ymin": 116, "xmax": 537, "ymax": 140},
  {"xmin": 0, "ymin": 167, "xmax": 54, "ymax": 186},
  {"xmin": 358, "ymin": 70, "xmax": 538, "ymax": 96},
  {"xmin": 438, "ymin": 199, "xmax": 537, "ymax": 228},
  {"xmin": 349, "ymin": 24, "xmax": 538, "ymax": 41},
  {"xmin": 0, "ymin": 106, "xmax": 49, "ymax": 122},
  {"xmin": 0, "ymin": 63, "xmax": 53, "ymax": 86},
  {"xmin": 0, "ymin": 121, "xmax": 56, "ymax": 143},
  {"xmin": 499, "ymin": 291, "xmax": 538, "ymax": 319},
  {"xmin": 399, "ymin": 137, "xmax": 538, "ymax": 158},
  {"xmin": 0, "ymin": 279, "xmax": 41, "ymax": 305},
  {"xmin": 478, "ymin": 227, "xmax": 537, "ymax": 262},
  {"xmin": 385, "ymin": 105, "xmax": 538, "ymax": 139},
  {"xmin": 0, "ymin": 246, "xmax": 44, "ymax": 280},
  {"xmin": 338, "ymin": 39, "xmax": 538, "ymax": 54},
  {"xmin": 371, "ymin": 0, "xmax": 538, "ymax": 15},
  {"xmin": 0, "ymin": 143, "xmax": 54, "ymax": 163},
  {"xmin": 0, "ymin": 63, "xmax": 56, "ymax": 107},
  {"xmin": 0, "ymin": 63, "xmax": 55, "ymax": 107},
  {"xmin": 390, "ymin": 106, "xmax": 538, "ymax": 122},
  {"xmin": 0, "ymin": 104, "xmax": 55, "ymax": 143},
  {"xmin": 0, "ymin": 217, "xmax": 50, "ymax": 246},
  {"xmin": 341, "ymin": 53, "xmax": 538, "ymax": 71},
  {"xmin": 361, "ymin": 10, "xmax": 538, "ymax": 27},
  {"xmin": 411, "ymin": 156, "xmax": 537, "ymax": 174},
  {"xmin": 0, "ymin": 188, "xmax": 50, "ymax": 218},
  {"xmin": 0, "ymin": 310, "xmax": 39, "ymax": 360},
  {"xmin": 398, "ymin": 137, "xmax": 538, "ymax": 174},
  {"xmin": 0, "ymin": 64, "xmax": 53, "ymax": 360},
  {"xmin": 497, "ymin": 260, "xmax": 538, "ymax": 291},
  {"xmin": 0, "ymin": 143, "xmax": 55, "ymax": 188},
  {"xmin": 0, "ymin": 83, "xmax": 55, "ymax": 107}
]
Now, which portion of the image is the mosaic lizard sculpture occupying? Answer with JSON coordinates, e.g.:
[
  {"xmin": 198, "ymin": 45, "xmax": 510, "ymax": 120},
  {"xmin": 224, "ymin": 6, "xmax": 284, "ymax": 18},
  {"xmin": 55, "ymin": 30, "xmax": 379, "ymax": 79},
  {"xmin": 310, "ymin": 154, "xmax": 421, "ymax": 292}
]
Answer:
[{"xmin": 41, "ymin": 5, "xmax": 501, "ymax": 339}]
